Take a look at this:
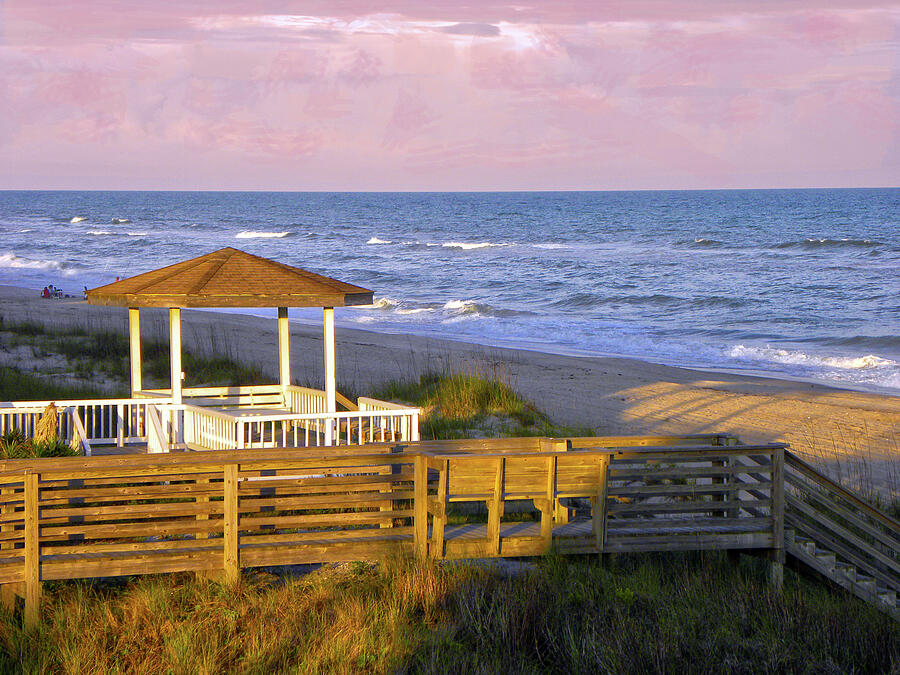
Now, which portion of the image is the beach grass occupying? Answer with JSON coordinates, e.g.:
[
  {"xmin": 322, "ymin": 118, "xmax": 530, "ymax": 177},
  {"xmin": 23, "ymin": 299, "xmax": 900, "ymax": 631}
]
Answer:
[
  {"xmin": 374, "ymin": 371, "xmax": 592, "ymax": 439},
  {"xmin": 1, "ymin": 553, "xmax": 896, "ymax": 674},
  {"xmin": 0, "ymin": 317, "xmax": 268, "ymax": 398}
]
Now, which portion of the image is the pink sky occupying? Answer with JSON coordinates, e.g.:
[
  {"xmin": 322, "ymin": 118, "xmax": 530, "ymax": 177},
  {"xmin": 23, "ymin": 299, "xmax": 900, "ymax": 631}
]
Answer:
[{"xmin": 1, "ymin": 1, "xmax": 899, "ymax": 190}]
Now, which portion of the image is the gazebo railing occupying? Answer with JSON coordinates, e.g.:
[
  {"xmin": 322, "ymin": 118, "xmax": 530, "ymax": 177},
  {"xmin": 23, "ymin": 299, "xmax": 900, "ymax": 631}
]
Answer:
[
  {"xmin": 181, "ymin": 404, "xmax": 420, "ymax": 450},
  {"xmin": 0, "ymin": 398, "xmax": 173, "ymax": 451},
  {"xmin": 2, "ymin": 394, "xmax": 419, "ymax": 452}
]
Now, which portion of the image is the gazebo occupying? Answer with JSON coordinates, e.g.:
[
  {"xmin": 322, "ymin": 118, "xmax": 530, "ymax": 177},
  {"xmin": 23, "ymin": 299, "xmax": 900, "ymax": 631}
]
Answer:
[{"xmin": 72, "ymin": 247, "xmax": 419, "ymax": 451}]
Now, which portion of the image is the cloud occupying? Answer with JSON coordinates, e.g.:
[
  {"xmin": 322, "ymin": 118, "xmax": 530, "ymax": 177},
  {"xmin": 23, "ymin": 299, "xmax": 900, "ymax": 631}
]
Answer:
[
  {"xmin": 439, "ymin": 22, "xmax": 500, "ymax": 37},
  {"xmin": 1, "ymin": 1, "xmax": 898, "ymax": 189}
]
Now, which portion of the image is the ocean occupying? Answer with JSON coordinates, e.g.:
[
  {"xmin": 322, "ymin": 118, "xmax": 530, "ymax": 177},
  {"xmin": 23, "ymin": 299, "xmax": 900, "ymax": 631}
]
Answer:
[{"xmin": 1, "ymin": 189, "xmax": 898, "ymax": 393}]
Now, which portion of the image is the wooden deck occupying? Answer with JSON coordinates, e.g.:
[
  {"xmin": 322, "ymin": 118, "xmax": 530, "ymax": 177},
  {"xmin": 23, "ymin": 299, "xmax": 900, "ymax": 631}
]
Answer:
[{"xmin": 0, "ymin": 434, "xmax": 896, "ymax": 627}]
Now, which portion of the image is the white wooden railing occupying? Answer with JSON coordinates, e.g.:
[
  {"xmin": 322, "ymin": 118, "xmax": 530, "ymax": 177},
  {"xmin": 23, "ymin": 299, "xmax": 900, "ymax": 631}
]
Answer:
[
  {"xmin": 181, "ymin": 404, "xmax": 421, "ymax": 450},
  {"xmin": 2, "ymin": 392, "xmax": 419, "ymax": 452},
  {"xmin": 285, "ymin": 385, "xmax": 328, "ymax": 415},
  {"xmin": 0, "ymin": 398, "xmax": 171, "ymax": 450}
]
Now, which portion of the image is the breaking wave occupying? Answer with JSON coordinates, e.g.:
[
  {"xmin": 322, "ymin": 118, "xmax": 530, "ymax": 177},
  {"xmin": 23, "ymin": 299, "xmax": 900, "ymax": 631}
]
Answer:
[
  {"xmin": 366, "ymin": 237, "xmax": 392, "ymax": 244},
  {"xmin": 727, "ymin": 344, "xmax": 897, "ymax": 370},
  {"xmin": 235, "ymin": 231, "xmax": 290, "ymax": 239},
  {"xmin": 771, "ymin": 238, "xmax": 882, "ymax": 250},
  {"xmin": 440, "ymin": 241, "xmax": 507, "ymax": 250},
  {"xmin": 111, "ymin": 218, "xmax": 131, "ymax": 224},
  {"xmin": 69, "ymin": 216, "xmax": 86, "ymax": 223},
  {"xmin": 0, "ymin": 252, "xmax": 74, "ymax": 274}
]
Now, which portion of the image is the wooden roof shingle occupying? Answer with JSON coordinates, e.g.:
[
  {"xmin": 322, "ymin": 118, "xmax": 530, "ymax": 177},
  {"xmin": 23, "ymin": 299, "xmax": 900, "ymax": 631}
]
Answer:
[{"xmin": 86, "ymin": 247, "xmax": 374, "ymax": 308}]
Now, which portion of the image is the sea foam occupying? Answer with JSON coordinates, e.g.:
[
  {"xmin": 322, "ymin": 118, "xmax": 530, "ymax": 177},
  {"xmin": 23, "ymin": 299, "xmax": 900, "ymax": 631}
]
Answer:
[
  {"xmin": 0, "ymin": 252, "xmax": 71, "ymax": 274},
  {"xmin": 69, "ymin": 216, "xmax": 86, "ymax": 223},
  {"xmin": 441, "ymin": 242, "xmax": 506, "ymax": 250},
  {"xmin": 235, "ymin": 231, "xmax": 290, "ymax": 239},
  {"xmin": 727, "ymin": 345, "xmax": 897, "ymax": 370}
]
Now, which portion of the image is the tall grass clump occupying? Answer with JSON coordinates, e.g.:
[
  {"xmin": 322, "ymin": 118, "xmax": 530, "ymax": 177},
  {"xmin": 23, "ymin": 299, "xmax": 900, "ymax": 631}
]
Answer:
[{"xmin": 374, "ymin": 371, "xmax": 549, "ymax": 439}]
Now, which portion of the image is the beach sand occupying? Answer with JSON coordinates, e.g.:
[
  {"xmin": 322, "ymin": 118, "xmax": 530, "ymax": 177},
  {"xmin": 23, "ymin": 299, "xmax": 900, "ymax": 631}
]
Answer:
[{"xmin": 1, "ymin": 285, "xmax": 897, "ymax": 495}]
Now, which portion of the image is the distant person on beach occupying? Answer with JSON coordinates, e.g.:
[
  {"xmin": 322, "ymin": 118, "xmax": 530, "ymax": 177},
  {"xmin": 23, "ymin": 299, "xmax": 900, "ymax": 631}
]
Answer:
[
  {"xmin": 82, "ymin": 286, "xmax": 88, "ymax": 300},
  {"xmin": 41, "ymin": 286, "xmax": 50, "ymax": 299}
]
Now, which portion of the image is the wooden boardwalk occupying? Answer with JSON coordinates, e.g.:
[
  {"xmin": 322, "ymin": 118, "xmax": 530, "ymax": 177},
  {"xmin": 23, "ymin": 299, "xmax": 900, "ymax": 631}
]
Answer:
[{"xmin": 0, "ymin": 434, "xmax": 896, "ymax": 627}]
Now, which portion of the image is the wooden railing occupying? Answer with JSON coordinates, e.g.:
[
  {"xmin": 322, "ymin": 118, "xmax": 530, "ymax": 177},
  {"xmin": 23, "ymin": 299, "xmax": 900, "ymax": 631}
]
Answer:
[
  {"xmin": 419, "ymin": 443, "xmax": 784, "ymax": 559},
  {"xmin": 0, "ymin": 446, "xmax": 409, "ymax": 626},
  {"xmin": 1, "ymin": 398, "xmax": 172, "ymax": 449},
  {"xmin": 784, "ymin": 451, "xmax": 900, "ymax": 596},
  {"xmin": 0, "ymin": 439, "xmax": 789, "ymax": 627},
  {"xmin": 180, "ymin": 404, "xmax": 421, "ymax": 450}
]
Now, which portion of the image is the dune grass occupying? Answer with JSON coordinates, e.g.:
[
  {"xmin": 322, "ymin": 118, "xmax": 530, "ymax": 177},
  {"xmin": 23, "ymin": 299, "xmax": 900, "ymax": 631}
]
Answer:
[
  {"xmin": 0, "ymin": 317, "xmax": 267, "ymax": 399},
  {"xmin": 1, "ymin": 553, "xmax": 896, "ymax": 674},
  {"xmin": 374, "ymin": 371, "xmax": 592, "ymax": 440}
]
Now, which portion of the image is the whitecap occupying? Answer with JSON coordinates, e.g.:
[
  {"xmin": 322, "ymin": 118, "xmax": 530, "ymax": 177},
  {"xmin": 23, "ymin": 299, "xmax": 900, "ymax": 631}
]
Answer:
[
  {"xmin": 366, "ymin": 237, "xmax": 392, "ymax": 245},
  {"xmin": 533, "ymin": 243, "xmax": 572, "ymax": 250},
  {"xmin": 235, "ymin": 231, "xmax": 290, "ymax": 239},
  {"xmin": 441, "ymin": 241, "xmax": 505, "ymax": 250},
  {"xmin": 69, "ymin": 216, "xmax": 86, "ymax": 223},
  {"xmin": 126, "ymin": 232, "xmax": 148, "ymax": 236},
  {"xmin": 0, "ymin": 251, "xmax": 71, "ymax": 274},
  {"xmin": 111, "ymin": 218, "xmax": 131, "ymax": 224},
  {"xmin": 87, "ymin": 230, "xmax": 114, "ymax": 236},
  {"xmin": 727, "ymin": 345, "xmax": 896, "ymax": 370}
]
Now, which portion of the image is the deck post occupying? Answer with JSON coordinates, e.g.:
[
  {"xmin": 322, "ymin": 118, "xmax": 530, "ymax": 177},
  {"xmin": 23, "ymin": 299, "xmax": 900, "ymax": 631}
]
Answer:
[
  {"xmin": 169, "ymin": 308, "xmax": 183, "ymax": 405},
  {"xmin": 128, "ymin": 307, "xmax": 142, "ymax": 395},
  {"xmin": 277, "ymin": 307, "xmax": 291, "ymax": 396},
  {"xmin": 770, "ymin": 447, "xmax": 785, "ymax": 590},
  {"xmin": 487, "ymin": 457, "xmax": 504, "ymax": 557},
  {"xmin": 223, "ymin": 464, "xmax": 240, "ymax": 585},
  {"xmin": 594, "ymin": 455, "xmax": 610, "ymax": 558},
  {"xmin": 323, "ymin": 307, "xmax": 336, "ymax": 445},
  {"xmin": 24, "ymin": 471, "xmax": 41, "ymax": 629},
  {"xmin": 414, "ymin": 454, "xmax": 428, "ymax": 559}
]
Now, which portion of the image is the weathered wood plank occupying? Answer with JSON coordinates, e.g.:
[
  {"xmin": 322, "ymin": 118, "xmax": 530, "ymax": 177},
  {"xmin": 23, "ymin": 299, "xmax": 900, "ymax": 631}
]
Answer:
[
  {"xmin": 223, "ymin": 464, "xmax": 239, "ymax": 585},
  {"xmin": 24, "ymin": 472, "xmax": 40, "ymax": 629}
]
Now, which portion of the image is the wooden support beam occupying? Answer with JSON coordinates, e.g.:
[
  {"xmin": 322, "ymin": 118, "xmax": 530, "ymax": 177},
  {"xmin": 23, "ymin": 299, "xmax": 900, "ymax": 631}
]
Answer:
[
  {"xmin": 223, "ymin": 464, "xmax": 239, "ymax": 585},
  {"xmin": 594, "ymin": 455, "xmax": 610, "ymax": 557},
  {"xmin": 487, "ymin": 457, "xmax": 504, "ymax": 557},
  {"xmin": 432, "ymin": 460, "xmax": 449, "ymax": 559},
  {"xmin": 128, "ymin": 307, "xmax": 142, "ymax": 394},
  {"xmin": 414, "ymin": 454, "xmax": 427, "ymax": 560},
  {"xmin": 169, "ymin": 308, "xmax": 182, "ymax": 405},
  {"xmin": 277, "ymin": 307, "xmax": 291, "ymax": 395},
  {"xmin": 770, "ymin": 447, "xmax": 785, "ymax": 590},
  {"xmin": 540, "ymin": 455, "xmax": 557, "ymax": 550},
  {"xmin": 24, "ymin": 471, "xmax": 41, "ymax": 629},
  {"xmin": 323, "ymin": 307, "xmax": 335, "ymax": 446}
]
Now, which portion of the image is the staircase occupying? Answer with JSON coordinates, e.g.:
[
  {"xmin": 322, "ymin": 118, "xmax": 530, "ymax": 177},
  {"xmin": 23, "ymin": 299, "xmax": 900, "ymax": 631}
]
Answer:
[{"xmin": 781, "ymin": 450, "xmax": 900, "ymax": 621}]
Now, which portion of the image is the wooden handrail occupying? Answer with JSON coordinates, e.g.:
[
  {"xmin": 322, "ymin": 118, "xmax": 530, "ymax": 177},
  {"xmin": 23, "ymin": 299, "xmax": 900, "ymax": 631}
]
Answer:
[
  {"xmin": 785, "ymin": 450, "xmax": 900, "ymax": 536},
  {"xmin": 335, "ymin": 391, "xmax": 358, "ymax": 412}
]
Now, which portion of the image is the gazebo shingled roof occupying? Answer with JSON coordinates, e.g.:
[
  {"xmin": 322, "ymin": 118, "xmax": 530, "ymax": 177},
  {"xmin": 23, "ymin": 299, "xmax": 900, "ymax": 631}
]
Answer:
[{"xmin": 86, "ymin": 247, "xmax": 373, "ymax": 308}]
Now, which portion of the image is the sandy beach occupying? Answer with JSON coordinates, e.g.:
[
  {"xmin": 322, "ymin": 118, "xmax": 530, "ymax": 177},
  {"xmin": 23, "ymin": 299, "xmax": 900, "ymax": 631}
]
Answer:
[{"xmin": 1, "ymin": 285, "xmax": 897, "ymax": 494}]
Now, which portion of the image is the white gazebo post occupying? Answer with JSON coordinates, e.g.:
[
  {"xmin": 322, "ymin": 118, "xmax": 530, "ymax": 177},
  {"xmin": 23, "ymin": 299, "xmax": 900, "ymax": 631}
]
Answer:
[
  {"xmin": 323, "ymin": 306, "xmax": 336, "ymax": 445},
  {"xmin": 277, "ymin": 307, "xmax": 291, "ymax": 397},
  {"xmin": 169, "ymin": 308, "xmax": 183, "ymax": 405},
  {"xmin": 128, "ymin": 307, "xmax": 142, "ymax": 395}
]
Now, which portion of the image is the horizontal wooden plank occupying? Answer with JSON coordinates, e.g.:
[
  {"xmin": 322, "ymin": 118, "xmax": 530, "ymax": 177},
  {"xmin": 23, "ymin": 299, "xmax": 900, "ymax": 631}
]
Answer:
[
  {"xmin": 608, "ymin": 499, "xmax": 772, "ymax": 515},
  {"xmin": 241, "ymin": 539, "xmax": 412, "ymax": 567},
  {"xmin": 608, "ymin": 481, "xmax": 772, "ymax": 499},
  {"xmin": 238, "ymin": 490, "xmax": 413, "ymax": 513},
  {"xmin": 41, "ymin": 550, "xmax": 221, "ymax": 581},
  {"xmin": 239, "ymin": 509, "xmax": 413, "ymax": 531}
]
